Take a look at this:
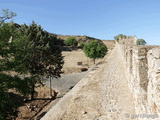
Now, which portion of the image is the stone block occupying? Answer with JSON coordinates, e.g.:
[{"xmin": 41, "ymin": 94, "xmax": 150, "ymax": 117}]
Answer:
[
  {"xmin": 153, "ymin": 59, "xmax": 160, "ymax": 71},
  {"xmin": 151, "ymin": 48, "xmax": 160, "ymax": 59},
  {"xmin": 77, "ymin": 62, "xmax": 82, "ymax": 65}
]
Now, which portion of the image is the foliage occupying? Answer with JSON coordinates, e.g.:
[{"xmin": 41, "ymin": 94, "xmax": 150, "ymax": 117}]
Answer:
[
  {"xmin": 64, "ymin": 37, "xmax": 78, "ymax": 47},
  {"xmin": 0, "ymin": 21, "xmax": 64, "ymax": 119},
  {"xmin": 0, "ymin": 87, "xmax": 17, "ymax": 120},
  {"xmin": 0, "ymin": 73, "xmax": 34, "ymax": 119},
  {"xmin": 0, "ymin": 9, "xmax": 17, "ymax": 26},
  {"xmin": 137, "ymin": 39, "xmax": 146, "ymax": 45},
  {"xmin": 114, "ymin": 34, "xmax": 127, "ymax": 42},
  {"xmin": 83, "ymin": 40, "xmax": 107, "ymax": 64},
  {"xmin": 8, "ymin": 21, "xmax": 64, "ymax": 99},
  {"xmin": 79, "ymin": 42, "xmax": 85, "ymax": 48},
  {"xmin": 0, "ymin": 23, "xmax": 17, "ymax": 119},
  {"xmin": 0, "ymin": 23, "xmax": 14, "ymax": 55}
]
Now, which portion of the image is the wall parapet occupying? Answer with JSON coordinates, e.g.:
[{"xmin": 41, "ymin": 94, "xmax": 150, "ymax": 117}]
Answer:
[{"xmin": 118, "ymin": 36, "xmax": 160, "ymax": 119}]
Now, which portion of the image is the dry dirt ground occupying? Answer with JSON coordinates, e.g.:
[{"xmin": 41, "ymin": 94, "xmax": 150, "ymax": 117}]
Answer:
[
  {"xmin": 7, "ymin": 85, "xmax": 58, "ymax": 120},
  {"xmin": 41, "ymin": 45, "xmax": 136, "ymax": 120},
  {"xmin": 44, "ymin": 49, "xmax": 106, "ymax": 103},
  {"xmin": 62, "ymin": 49, "xmax": 101, "ymax": 74}
]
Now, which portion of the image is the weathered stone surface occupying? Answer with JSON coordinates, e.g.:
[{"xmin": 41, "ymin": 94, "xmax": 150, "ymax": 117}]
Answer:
[
  {"xmin": 119, "ymin": 36, "xmax": 160, "ymax": 120},
  {"xmin": 151, "ymin": 47, "xmax": 160, "ymax": 59},
  {"xmin": 147, "ymin": 48, "xmax": 160, "ymax": 120}
]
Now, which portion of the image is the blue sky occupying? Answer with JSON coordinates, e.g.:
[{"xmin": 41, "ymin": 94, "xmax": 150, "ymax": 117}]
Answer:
[{"xmin": 0, "ymin": 0, "xmax": 160, "ymax": 45}]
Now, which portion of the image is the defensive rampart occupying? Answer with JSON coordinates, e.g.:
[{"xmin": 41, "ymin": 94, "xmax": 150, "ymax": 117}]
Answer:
[{"xmin": 118, "ymin": 36, "xmax": 160, "ymax": 119}]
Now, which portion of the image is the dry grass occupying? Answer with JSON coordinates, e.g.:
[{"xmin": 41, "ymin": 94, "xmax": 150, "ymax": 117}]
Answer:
[{"xmin": 62, "ymin": 49, "xmax": 101, "ymax": 74}]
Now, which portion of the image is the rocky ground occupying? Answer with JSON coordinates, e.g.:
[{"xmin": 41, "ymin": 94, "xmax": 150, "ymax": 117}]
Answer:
[{"xmin": 41, "ymin": 45, "xmax": 136, "ymax": 120}]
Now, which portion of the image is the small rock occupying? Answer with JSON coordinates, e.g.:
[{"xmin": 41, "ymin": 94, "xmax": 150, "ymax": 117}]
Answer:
[
  {"xmin": 81, "ymin": 68, "xmax": 88, "ymax": 72},
  {"xmin": 82, "ymin": 111, "xmax": 87, "ymax": 114},
  {"xmin": 106, "ymin": 109, "xmax": 111, "ymax": 112}
]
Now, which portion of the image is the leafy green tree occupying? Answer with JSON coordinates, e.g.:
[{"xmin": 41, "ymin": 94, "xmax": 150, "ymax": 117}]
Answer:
[
  {"xmin": 137, "ymin": 39, "xmax": 146, "ymax": 45},
  {"xmin": 114, "ymin": 34, "xmax": 127, "ymax": 42},
  {"xmin": 0, "ymin": 23, "xmax": 34, "ymax": 119},
  {"xmin": 83, "ymin": 40, "xmax": 107, "ymax": 64},
  {"xmin": 0, "ymin": 23, "xmax": 18, "ymax": 119},
  {"xmin": 41, "ymin": 37, "xmax": 64, "ymax": 98},
  {"xmin": 9, "ymin": 21, "xmax": 64, "ymax": 100},
  {"xmin": 0, "ymin": 9, "xmax": 17, "ymax": 26},
  {"xmin": 0, "ymin": 21, "xmax": 64, "ymax": 118},
  {"xmin": 64, "ymin": 37, "xmax": 78, "ymax": 47}
]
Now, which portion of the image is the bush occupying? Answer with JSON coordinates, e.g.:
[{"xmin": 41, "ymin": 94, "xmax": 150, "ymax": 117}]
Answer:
[
  {"xmin": 64, "ymin": 37, "xmax": 78, "ymax": 47},
  {"xmin": 79, "ymin": 43, "xmax": 85, "ymax": 48}
]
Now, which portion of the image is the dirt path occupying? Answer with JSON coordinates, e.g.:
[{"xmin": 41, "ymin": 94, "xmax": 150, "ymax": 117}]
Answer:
[{"xmin": 41, "ymin": 45, "xmax": 136, "ymax": 120}]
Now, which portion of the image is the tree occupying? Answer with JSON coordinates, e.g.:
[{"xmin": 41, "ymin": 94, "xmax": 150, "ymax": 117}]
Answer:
[
  {"xmin": 137, "ymin": 39, "xmax": 146, "ymax": 45},
  {"xmin": 64, "ymin": 37, "xmax": 78, "ymax": 47},
  {"xmin": 83, "ymin": 40, "xmax": 107, "ymax": 64},
  {"xmin": 114, "ymin": 34, "xmax": 127, "ymax": 42},
  {"xmin": 0, "ymin": 9, "xmax": 17, "ymax": 26},
  {"xmin": 9, "ymin": 21, "xmax": 64, "ymax": 100},
  {"xmin": 0, "ymin": 23, "xmax": 21, "ymax": 120},
  {"xmin": 0, "ymin": 21, "xmax": 64, "ymax": 118},
  {"xmin": 42, "ymin": 36, "xmax": 64, "ymax": 98}
]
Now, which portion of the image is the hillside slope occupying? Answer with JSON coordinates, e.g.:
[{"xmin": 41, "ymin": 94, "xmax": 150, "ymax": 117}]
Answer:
[{"xmin": 49, "ymin": 33, "xmax": 115, "ymax": 49}]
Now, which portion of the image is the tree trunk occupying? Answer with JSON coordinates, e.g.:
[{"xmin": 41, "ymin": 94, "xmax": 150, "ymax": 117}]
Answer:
[
  {"xmin": 93, "ymin": 59, "xmax": 96, "ymax": 64},
  {"xmin": 31, "ymin": 84, "xmax": 35, "ymax": 100},
  {"xmin": 50, "ymin": 76, "xmax": 52, "ymax": 98},
  {"xmin": 87, "ymin": 57, "xmax": 89, "ymax": 68},
  {"xmin": 30, "ymin": 77, "xmax": 35, "ymax": 100}
]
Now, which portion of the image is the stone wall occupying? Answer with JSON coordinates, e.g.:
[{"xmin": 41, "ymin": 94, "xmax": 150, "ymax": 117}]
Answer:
[
  {"xmin": 118, "ymin": 36, "xmax": 160, "ymax": 119},
  {"xmin": 147, "ymin": 48, "xmax": 160, "ymax": 116}
]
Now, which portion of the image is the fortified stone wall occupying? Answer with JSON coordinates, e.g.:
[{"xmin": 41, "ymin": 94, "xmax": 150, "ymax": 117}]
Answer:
[
  {"xmin": 147, "ymin": 48, "xmax": 160, "ymax": 116},
  {"xmin": 118, "ymin": 36, "xmax": 160, "ymax": 119}
]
